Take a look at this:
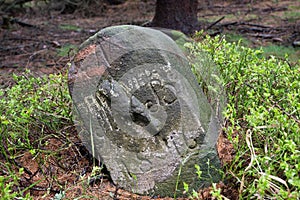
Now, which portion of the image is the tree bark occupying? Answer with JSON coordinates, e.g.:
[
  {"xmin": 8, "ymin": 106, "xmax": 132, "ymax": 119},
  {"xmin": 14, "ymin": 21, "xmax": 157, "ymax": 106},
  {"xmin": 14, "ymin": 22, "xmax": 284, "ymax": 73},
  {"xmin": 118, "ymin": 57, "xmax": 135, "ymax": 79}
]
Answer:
[{"xmin": 151, "ymin": 0, "xmax": 199, "ymax": 34}]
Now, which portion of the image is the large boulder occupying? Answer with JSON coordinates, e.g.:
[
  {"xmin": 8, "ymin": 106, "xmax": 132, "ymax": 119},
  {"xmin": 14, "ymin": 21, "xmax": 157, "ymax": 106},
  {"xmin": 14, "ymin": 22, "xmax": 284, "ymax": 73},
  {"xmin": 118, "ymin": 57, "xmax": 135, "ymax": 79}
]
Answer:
[{"xmin": 68, "ymin": 25, "xmax": 221, "ymax": 197}]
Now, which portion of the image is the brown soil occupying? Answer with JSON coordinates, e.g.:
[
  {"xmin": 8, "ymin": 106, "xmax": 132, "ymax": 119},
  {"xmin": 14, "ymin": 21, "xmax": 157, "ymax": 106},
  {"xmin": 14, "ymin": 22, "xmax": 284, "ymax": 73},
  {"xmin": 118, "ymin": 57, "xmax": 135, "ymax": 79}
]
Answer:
[{"xmin": 0, "ymin": 0, "xmax": 299, "ymax": 199}]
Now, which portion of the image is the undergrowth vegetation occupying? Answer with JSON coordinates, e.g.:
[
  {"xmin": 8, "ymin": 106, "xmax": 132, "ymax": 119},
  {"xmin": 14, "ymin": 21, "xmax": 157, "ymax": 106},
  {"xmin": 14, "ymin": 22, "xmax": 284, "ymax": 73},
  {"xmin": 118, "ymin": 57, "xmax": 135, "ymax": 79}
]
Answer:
[
  {"xmin": 0, "ymin": 72, "xmax": 73, "ymax": 199},
  {"xmin": 0, "ymin": 34, "xmax": 299, "ymax": 199},
  {"xmin": 187, "ymin": 33, "xmax": 299, "ymax": 199}
]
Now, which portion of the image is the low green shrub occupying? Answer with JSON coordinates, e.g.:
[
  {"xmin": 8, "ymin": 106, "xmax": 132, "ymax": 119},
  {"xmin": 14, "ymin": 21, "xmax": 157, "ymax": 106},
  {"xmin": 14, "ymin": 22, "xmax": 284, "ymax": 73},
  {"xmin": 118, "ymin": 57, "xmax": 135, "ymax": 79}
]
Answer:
[
  {"xmin": 187, "ymin": 33, "xmax": 299, "ymax": 199},
  {"xmin": 0, "ymin": 70, "xmax": 72, "ymax": 199}
]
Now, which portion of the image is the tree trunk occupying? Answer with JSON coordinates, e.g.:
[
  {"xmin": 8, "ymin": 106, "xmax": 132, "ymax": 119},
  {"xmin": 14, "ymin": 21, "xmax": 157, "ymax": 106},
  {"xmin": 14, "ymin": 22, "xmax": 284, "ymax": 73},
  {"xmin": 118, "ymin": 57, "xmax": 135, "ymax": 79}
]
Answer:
[{"xmin": 151, "ymin": 0, "xmax": 199, "ymax": 34}]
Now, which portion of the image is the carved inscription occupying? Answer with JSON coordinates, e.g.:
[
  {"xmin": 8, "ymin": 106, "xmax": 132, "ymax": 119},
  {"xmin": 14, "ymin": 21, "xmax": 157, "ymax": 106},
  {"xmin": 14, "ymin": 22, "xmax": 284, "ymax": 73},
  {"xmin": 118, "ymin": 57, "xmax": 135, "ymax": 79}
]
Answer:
[{"xmin": 69, "ymin": 25, "xmax": 221, "ymax": 197}]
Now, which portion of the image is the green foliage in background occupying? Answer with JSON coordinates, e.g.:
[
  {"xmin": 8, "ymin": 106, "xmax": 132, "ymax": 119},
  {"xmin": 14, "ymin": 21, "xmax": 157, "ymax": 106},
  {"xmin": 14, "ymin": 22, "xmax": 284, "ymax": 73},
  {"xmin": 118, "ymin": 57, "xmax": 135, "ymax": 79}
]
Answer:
[{"xmin": 186, "ymin": 33, "xmax": 299, "ymax": 199}]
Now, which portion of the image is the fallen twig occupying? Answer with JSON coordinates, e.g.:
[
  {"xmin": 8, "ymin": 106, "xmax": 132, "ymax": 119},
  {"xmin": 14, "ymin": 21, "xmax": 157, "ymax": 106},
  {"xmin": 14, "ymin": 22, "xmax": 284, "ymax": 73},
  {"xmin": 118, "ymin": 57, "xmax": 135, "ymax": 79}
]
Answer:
[
  {"xmin": 12, "ymin": 18, "xmax": 37, "ymax": 28},
  {"xmin": 218, "ymin": 21, "xmax": 284, "ymax": 31},
  {"xmin": 246, "ymin": 33, "xmax": 275, "ymax": 39},
  {"xmin": 206, "ymin": 16, "xmax": 225, "ymax": 30},
  {"xmin": 241, "ymin": 22, "xmax": 274, "ymax": 29},
  {"xmin": 270, "ymin": 99, "xmax": 300, "ymax": 125}
]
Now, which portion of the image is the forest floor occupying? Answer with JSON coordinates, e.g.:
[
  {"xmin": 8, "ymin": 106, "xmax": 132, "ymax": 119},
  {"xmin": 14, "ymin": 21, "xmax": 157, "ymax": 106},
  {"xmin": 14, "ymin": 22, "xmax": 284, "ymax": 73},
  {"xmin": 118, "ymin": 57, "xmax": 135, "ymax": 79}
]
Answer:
[{"xmin": 0, "ymin": 0, "xmax": 299, "ymax": 199}]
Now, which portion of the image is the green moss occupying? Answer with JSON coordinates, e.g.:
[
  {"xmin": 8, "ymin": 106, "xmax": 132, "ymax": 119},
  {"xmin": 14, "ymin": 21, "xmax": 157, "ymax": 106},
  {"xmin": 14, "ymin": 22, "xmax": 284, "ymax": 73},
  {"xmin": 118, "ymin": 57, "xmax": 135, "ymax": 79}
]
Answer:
[
  {"xmin": 57, "ymin": 44, "xmax": 77, "ymax": 57},
  {"xmin": 284, "ymin": 10, "xmax": 300, "ymax": 22},
  {"xmin": 59, "ymin": 24, "xmax": 82, "ymax": 31}
]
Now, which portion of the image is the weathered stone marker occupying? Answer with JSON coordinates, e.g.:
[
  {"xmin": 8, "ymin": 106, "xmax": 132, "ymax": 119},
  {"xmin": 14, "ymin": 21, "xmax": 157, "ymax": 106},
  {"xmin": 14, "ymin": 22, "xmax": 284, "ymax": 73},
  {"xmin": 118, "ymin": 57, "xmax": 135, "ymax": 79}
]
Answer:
[{"xmin": 68, "ymin": 25, "xmax": 221, "ymax": 197}]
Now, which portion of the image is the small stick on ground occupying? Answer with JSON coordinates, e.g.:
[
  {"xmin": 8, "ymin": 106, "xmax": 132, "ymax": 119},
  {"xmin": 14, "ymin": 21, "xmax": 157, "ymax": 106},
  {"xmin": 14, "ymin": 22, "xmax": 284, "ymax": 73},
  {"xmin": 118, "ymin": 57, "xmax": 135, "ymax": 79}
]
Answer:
[{"xmin": 206, "ymin": 16, "xmax": 225, "ymax": 30}]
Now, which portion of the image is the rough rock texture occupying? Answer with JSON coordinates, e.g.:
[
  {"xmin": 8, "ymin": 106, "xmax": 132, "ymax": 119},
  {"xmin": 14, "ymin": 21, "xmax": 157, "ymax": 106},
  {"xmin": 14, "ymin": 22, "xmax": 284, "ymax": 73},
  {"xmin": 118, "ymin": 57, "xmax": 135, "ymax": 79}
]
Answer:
[{"xmin": 68, "ymin": 25, "xmax": 221, "ymax": 197}]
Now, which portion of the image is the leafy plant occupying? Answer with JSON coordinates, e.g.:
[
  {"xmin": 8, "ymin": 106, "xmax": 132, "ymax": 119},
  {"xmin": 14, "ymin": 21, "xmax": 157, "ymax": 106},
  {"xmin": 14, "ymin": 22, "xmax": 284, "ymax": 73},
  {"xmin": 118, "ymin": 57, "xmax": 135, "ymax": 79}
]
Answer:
[
  {"xmin": 0, "ymin": 70, "xmax": 72, "ymax": 199},
  {"xmin": 187, "ymin": 33, "xmax": 300, "ymax": 199},
  {"xmin": 0, "ymin": 70, "xmax": 71, "ymax": 148},
  {"xmin": 182, "ymin": 165, "xmax": 203, "ymax": 200},
  {"xmin": 0, "ymin": 174, "xmax": 18, "ymax": 200},
  {"xmin": 0, "ymin": 167, "xmax": 33, "ymax": 199}
]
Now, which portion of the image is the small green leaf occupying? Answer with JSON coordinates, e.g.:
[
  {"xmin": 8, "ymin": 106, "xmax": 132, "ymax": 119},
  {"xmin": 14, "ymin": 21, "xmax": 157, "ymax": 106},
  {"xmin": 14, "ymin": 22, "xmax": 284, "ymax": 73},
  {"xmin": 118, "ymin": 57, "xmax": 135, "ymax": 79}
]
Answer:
[{"xmin": 183, "ymin": 182, "xmax": 189, "ymax": 192}]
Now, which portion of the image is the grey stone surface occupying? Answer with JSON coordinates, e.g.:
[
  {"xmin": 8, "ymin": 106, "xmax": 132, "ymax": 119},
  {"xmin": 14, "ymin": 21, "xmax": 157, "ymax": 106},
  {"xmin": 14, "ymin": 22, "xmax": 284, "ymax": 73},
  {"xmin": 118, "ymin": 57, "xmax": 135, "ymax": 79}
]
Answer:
[{"xmin": 68, "ymin": 25, "xmax": 221, "ymax": 197}]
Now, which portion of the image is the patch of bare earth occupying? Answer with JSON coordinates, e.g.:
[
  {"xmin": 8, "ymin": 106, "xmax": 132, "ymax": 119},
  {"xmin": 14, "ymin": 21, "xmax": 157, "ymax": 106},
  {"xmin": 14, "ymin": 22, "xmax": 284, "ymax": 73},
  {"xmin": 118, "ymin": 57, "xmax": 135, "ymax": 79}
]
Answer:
[{"xmin": 1, "ymin": 0, "xmax": 299, "ymax": 199}]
